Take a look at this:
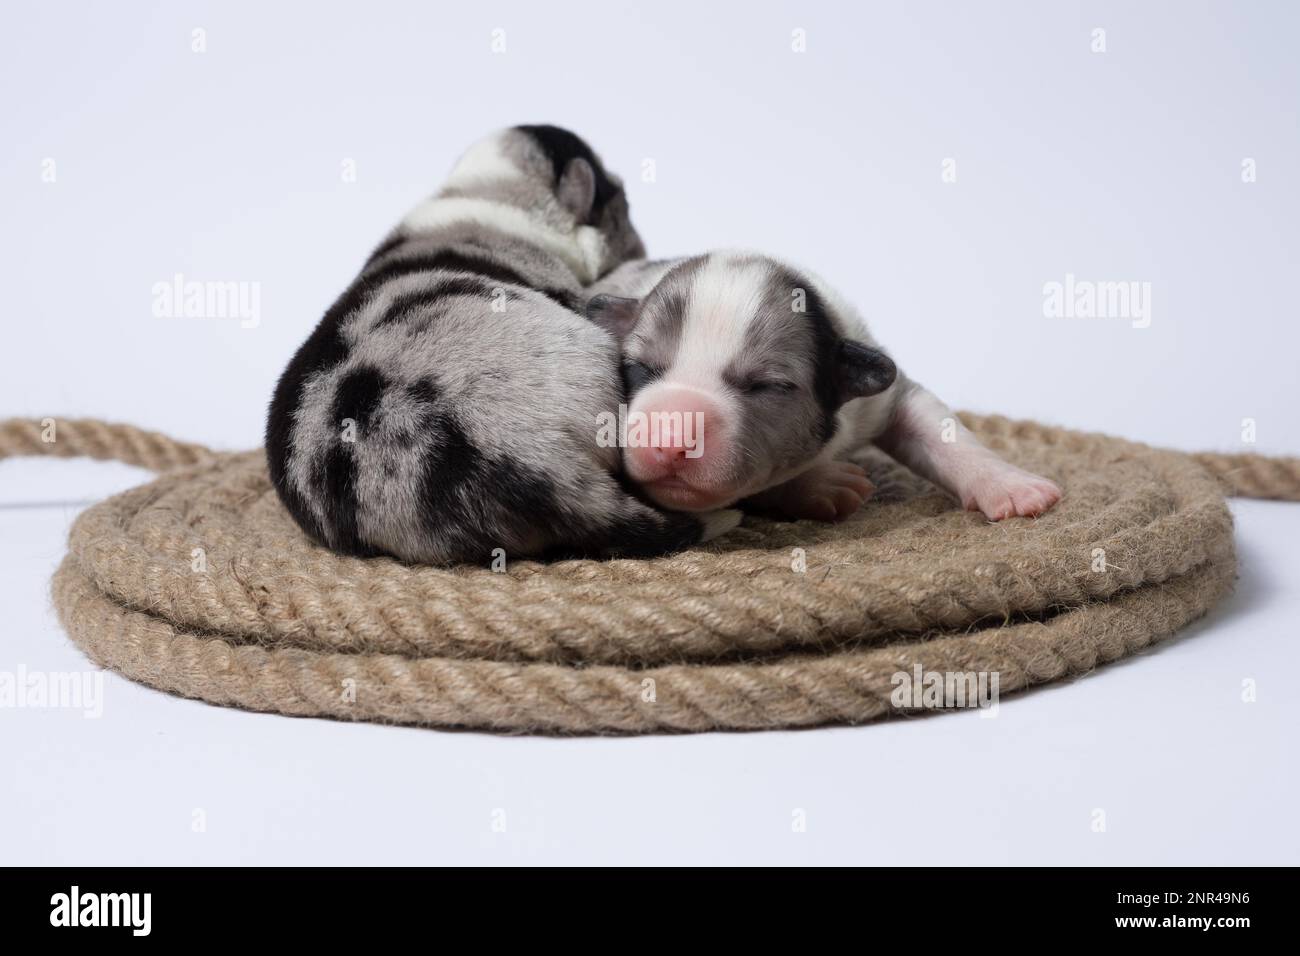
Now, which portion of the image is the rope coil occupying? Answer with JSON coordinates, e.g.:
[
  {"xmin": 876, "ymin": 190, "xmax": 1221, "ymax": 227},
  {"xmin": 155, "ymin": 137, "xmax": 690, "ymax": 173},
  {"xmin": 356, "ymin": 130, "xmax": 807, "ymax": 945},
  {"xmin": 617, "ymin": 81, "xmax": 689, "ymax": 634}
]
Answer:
[{"xmin": 5, "ymin": 415, "xmax": 1296, "ymax": 734}]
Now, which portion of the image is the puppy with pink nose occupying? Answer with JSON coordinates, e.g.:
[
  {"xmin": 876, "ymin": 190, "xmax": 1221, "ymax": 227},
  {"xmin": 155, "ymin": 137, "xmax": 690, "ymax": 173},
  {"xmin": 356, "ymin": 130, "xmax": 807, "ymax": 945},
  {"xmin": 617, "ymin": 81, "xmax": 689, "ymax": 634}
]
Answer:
[
  {"xmin": 588, "ymin": 251, "xmax": 1062, "ymax": 524},
  {"xmin": 620, "ymin": 378, "xmax": 732, "ymax": 508}
]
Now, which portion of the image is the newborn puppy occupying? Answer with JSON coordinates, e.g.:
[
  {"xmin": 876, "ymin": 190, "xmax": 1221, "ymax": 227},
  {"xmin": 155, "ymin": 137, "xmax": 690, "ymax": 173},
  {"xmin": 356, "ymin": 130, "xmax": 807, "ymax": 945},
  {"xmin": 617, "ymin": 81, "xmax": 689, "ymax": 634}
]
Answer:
[
  {"xmin": 266, "ymin": 126, "xmax": 738, "ymax": 564},
  {"xmin": 586, "ymin": 253, "xmax": 1063, "ymax": 522}
]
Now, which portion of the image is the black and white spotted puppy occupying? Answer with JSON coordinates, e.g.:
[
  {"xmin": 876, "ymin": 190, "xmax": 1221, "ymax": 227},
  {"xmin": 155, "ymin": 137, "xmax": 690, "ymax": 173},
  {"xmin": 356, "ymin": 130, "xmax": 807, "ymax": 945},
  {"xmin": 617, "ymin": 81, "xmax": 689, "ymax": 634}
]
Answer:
[
  {"xmin": 266, "ymin": 126, "xmax": 739, "ymax": 564},
  {"xmin": 586, "ymin": 252, "xmax": 1063, "ymax": 522}
]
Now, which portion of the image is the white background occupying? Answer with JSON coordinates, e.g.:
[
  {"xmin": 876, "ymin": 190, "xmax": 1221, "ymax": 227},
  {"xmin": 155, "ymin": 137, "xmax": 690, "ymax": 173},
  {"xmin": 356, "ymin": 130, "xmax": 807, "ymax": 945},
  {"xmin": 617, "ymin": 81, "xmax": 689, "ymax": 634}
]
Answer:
[{"xmin": 1, "ymin": 0, "xmax": 1297, "ymax": 865}]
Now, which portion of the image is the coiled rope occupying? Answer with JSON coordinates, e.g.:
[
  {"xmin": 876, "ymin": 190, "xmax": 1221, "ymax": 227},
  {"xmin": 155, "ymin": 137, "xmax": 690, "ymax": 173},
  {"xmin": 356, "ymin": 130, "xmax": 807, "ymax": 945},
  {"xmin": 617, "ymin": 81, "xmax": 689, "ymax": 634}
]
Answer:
[{"xmin": 3, "ymin": 415, "xmax": 1296, "ymax": 733}]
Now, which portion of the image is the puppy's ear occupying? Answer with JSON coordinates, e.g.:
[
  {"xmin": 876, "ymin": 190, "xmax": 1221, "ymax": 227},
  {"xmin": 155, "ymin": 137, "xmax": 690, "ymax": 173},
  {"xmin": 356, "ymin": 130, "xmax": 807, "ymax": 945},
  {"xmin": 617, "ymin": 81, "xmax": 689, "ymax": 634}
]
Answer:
[
  {"xmin": 586, "ymin": 295, "xmax": 640, "ymax": 340},
  {"xmin": 836, "ymin": 340, "xmax": 897, "ymax": 401},
  {"xmin": 557, "ymin": 157, "xmax": 597, "ymax": 222}
]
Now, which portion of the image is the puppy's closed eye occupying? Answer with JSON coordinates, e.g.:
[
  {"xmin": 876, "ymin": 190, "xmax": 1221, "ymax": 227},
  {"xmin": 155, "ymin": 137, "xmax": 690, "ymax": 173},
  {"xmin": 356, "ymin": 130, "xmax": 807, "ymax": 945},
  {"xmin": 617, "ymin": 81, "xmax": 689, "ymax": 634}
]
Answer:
[
  {"xmin": 748, "ymin": 379, "xmax": 795, "ymax": 395},
  {"xmin": 737, "ymin": 378, "xmax": 799, "ymax": 396},
  {"xmin": 622, "ymin": 360, "xmax": 662, "ymax": 395}
]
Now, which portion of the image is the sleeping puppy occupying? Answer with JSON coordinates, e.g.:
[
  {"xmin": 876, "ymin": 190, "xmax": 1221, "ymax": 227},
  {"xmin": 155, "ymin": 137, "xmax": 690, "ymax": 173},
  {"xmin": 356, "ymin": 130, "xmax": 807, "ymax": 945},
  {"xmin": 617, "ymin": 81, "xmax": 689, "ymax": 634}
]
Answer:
[
  {"xmin": 266, "ymin": 126, "xmax": 738, "ymax": 564},
  {"xmin": 586, "ymin": 252, "xmax": 1063, "ymax": 523}
]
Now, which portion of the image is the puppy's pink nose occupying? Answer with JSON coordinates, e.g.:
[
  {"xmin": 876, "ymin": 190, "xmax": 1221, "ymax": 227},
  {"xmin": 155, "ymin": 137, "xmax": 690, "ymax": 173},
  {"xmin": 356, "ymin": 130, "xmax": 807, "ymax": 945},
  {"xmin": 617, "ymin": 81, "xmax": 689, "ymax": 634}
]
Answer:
[{"xmin": 627, "ymin": 388, "xmax": 722, "ymax": 478}]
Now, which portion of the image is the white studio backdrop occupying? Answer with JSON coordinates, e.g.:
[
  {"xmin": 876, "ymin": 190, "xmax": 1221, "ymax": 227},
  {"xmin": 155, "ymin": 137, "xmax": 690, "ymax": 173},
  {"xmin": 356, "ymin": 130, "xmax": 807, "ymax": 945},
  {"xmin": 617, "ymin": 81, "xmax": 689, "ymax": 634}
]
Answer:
[{"xmin": 2, "ymin": 0, "xmax": 1296, "ymax": 472}]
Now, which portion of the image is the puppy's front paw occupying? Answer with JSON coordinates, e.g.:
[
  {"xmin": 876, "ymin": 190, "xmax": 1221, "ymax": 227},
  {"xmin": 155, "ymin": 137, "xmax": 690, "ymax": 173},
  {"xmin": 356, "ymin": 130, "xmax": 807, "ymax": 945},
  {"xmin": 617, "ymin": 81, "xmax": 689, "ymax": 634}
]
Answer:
[
  {"xmin": 764, "ymin": 461, "xmax": 876, "ymax": 523},
  {"xmin": 961, "ymin": 465, "xmax": 1062, "ymax": 521}
]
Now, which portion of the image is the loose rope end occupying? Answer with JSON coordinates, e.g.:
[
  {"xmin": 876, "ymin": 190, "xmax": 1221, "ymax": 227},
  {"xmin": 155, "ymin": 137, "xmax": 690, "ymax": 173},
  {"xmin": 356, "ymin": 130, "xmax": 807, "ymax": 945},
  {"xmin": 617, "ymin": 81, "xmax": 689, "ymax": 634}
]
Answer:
[
  {"xmin": 1190, "ymin": 451, "xmax": 1300, "ymax": 502},
  {"xmin": 0, "ymin": 417, "xmax": 217, "ymax": 473}
]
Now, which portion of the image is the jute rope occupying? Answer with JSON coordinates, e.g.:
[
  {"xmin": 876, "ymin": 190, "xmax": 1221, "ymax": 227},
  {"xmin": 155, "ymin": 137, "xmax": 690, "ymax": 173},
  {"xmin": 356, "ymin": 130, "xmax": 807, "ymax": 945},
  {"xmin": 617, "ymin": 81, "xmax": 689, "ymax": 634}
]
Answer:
[{"xmin": 4, "ymin": 415, "xmax": 1297, "ymax": 734}]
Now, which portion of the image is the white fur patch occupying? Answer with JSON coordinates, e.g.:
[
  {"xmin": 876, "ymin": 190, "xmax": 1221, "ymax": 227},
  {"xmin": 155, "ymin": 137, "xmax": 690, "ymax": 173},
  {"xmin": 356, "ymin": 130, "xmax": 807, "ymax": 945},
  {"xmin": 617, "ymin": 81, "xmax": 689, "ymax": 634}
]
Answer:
[
  {"xmin": 670, "ymin": 255, "xmax": 769, "ymax": 388},
  {"xmin": 574, "ymin": 225, "xmax": 609, "ymax": 284},
  {"xmin": 442, "ymin": 134, "xmax": 523, "ymax": 188},
  {"xmin": 399, "ymin": 197, "xmax": 603, "ymax": 283}
]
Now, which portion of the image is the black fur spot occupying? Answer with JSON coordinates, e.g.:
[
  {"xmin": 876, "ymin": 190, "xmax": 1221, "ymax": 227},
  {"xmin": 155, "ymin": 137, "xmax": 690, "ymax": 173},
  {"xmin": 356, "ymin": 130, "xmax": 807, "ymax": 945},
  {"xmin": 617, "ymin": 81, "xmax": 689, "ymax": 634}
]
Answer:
[
  {"xmin": 364, "ymin": 250, "xmax": 579, "ymax": 313},
  {"xmin": 364, "ymin": 251, "xmax": 528, "ymax": 290},
  {"xmin": 621, "ymin": 360, "xmax": 661, "ymax": 399},
  {"xmin": 591, "ymin": 511, "xmax": 702, "ymax": 560},
  {"xmin": 783, "ymin": 269, "xmax": 841, "ymax": 443},
  {"xmin": 371, "ymin": 278, "xmax": 510, "ymax": 330},
  {"xmin": 266, "ymin": 276, "xmax": 381, "ymax": 544},
  {"xmin": 290, "ymin": 364, "xmax": 390, "ymax": 558},
  {"xmin": 330, "ymin": 365, "xmax": 388, "ymax": 435},
  {"xmin": 311, "ymin": 443, "xmax": 374, "ymax": 557},
  {"xmin": 514, "ymin": 124, "xmax": 617, "ymax": 219},
  {"xmin": 406, "ymin": 379, "xmax": 441, "ymax": 408},
  {"xmin": 413, "ymin": 405, "xmax": 487, "ymax": 559},
  {"xmin": 549, "ymin": 478, "xmax": 703, "ymax": 561},
  {"xmin": 401, "ymin": 377, "xmax": 583, "ymax": 563}
]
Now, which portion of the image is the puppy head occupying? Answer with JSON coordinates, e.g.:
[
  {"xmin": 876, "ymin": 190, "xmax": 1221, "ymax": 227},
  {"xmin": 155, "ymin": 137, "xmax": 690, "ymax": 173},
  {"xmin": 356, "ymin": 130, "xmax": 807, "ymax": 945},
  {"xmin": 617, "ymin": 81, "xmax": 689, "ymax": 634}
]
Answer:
[
  {"xmin": 446, "ymin": 125, "xmax": 646, "ymax": 276},
  {"xmin": 588, "ymin": 253, "xmax": 896, "ymax": 512}
]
